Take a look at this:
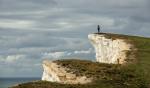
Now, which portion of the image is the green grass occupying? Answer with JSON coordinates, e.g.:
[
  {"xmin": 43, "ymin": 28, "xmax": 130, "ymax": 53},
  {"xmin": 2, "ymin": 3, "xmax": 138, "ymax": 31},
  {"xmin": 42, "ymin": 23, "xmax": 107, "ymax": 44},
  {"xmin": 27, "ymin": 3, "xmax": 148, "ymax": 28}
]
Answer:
[{"xmin": 11, "ymin": 33, "xmax": 150, "ymax": 88}]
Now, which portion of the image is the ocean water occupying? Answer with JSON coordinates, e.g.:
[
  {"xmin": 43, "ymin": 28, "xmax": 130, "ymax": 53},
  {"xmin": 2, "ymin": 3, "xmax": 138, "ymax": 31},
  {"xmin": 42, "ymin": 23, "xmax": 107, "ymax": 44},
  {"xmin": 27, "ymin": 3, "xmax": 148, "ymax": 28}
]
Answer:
[{"xmin": 0, "ymin": 77, "xmax": 40, "ymax": 88}]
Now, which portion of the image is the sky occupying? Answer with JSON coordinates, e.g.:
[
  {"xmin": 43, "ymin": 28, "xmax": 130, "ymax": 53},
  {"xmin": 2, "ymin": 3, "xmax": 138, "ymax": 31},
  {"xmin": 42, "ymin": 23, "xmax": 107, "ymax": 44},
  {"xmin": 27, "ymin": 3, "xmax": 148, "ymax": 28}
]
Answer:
[{"xmin": 0, "ymin": 0, "xmax": 150, "ymax": 77}]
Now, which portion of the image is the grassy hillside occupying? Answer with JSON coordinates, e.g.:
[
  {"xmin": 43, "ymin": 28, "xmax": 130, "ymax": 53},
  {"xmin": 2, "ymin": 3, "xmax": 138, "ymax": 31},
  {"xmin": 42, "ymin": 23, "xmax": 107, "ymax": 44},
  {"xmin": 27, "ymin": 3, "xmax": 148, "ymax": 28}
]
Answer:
[{"xmin": 11, "ymin": 33, "xmax": 150, "ymax": 88}]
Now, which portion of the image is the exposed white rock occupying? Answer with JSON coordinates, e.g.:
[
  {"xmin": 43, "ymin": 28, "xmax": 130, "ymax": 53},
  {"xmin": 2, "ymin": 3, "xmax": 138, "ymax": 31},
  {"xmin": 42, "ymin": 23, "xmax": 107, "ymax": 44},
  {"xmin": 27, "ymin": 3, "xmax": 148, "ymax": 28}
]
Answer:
[
  {"xmin": 88, "ymin": 33, "xmax": 131, "ymax": 64},
  {"xmin": 42, "ymin": 60, "xmax": 92, "ymax": 84}
]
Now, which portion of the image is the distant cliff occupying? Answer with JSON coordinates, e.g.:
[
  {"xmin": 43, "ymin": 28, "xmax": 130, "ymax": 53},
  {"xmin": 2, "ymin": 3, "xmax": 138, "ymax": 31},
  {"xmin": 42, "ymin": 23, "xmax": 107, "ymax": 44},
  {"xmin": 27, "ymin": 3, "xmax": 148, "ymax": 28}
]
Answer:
[{"xmin": 88, "ymin": 33, "xmax": 132, "ymax": 64}]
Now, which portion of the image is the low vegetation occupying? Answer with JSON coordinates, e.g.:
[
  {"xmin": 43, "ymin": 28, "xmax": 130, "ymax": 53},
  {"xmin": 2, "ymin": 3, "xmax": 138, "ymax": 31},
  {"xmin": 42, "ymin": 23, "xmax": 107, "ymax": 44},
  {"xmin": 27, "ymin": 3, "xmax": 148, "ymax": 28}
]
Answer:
[{"xmin": 11, "ymin": 33, "xmax": 150, "ymax": 88}]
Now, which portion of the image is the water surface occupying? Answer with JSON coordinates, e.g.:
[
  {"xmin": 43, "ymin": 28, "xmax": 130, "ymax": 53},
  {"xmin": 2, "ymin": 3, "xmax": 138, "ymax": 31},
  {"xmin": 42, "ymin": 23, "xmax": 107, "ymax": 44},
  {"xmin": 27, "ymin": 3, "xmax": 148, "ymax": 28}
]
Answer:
[{"xmin": 0, "ymin": 77, "xmax": 40, "ymax": 88}]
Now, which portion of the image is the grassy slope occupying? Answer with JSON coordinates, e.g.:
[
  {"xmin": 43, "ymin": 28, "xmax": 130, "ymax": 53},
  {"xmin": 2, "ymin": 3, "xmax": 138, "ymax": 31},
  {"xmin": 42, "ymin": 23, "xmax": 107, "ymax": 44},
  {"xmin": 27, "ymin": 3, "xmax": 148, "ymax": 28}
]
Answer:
[
  {"xmin": 11, "ymin": 33, "xmax": 150, "ymax": 88},
  {"xmin": 102, "ymin": 33, "xmax": 150, "ymax": 81}
]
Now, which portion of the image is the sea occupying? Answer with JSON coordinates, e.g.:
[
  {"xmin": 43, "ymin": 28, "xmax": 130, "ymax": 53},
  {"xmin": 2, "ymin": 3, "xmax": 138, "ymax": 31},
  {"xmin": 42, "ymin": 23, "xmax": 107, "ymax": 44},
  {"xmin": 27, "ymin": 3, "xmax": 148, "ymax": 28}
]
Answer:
[{"xmin": 0, "ymin": 77, "xmax": 40, "ymax": 88}]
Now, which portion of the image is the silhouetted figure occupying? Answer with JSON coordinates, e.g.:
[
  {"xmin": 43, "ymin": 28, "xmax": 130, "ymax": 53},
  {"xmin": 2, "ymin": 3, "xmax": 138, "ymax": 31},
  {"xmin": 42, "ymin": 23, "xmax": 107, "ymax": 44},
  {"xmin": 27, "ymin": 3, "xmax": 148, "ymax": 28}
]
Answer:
[
  {"xmin": 117, "ymin": 58, "xmax": 120, "ymax": 64},
  {"xmin": 97, "ymin": 25, "xmax": 100, "ymax": 33}
]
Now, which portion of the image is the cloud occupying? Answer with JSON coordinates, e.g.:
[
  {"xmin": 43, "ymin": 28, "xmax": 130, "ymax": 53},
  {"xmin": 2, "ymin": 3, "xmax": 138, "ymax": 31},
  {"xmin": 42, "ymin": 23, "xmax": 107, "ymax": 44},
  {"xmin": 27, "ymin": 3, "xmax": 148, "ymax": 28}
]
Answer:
[
  {"xmin": 5, "ymin": 55, "xmax": 25, "ymax": 63},
  {"xmin": 0, "ymin": 55, "xmax": 26, "ymax": 63},
  {"xmin": 0, "ymin": 19, "xmax": 35, "ymax": 29},
  {"xmin": 42, "ymin": 48, "xmax": 94, "ymax": 59},
  {"xmin": 43, "ymin": 52, "xmax": 66, "ymax": 59},
  {"xmin": 0, "ymin": 0, "xmax": 57, "ymax": 11},
  {"xmin": 74, "ymin": 48, "xmax": 93, "ymax": 54}
]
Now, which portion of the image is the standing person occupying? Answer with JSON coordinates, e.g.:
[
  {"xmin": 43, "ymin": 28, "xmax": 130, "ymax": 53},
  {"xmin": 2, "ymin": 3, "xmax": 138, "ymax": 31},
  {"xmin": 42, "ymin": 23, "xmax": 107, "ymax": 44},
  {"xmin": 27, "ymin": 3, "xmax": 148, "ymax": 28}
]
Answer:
[{"xmin": 98, "ymin": 25, "xmax": 100, "ymax": 33}]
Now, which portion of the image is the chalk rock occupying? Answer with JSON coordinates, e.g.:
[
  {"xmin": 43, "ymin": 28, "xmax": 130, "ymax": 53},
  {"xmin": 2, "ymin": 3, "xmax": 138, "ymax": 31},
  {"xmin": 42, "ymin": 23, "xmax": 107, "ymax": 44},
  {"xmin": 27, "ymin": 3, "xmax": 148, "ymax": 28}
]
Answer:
[
  {"xmin": 88, "ymin": 33, "xmax": 131, "ymax": 64},
  {"xmin": 42, "ymin": 60, "xmax": 91, "ymax": 84}
]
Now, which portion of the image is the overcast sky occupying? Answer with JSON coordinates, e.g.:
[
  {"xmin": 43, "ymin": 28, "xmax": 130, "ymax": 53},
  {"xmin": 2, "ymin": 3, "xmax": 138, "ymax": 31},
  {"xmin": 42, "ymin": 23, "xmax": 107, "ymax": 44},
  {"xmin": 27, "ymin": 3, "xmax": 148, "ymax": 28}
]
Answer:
[{"xmin": 0, "ymin": 0, "xmax": 150, "ymax": 77}]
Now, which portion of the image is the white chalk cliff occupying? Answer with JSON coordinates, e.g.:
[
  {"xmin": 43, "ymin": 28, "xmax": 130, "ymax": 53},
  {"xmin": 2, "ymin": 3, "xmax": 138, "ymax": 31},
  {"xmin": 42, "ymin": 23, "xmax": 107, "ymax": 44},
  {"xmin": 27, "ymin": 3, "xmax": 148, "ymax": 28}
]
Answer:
[
  {"xmin": 88, "ymin": 33, "xmax": 131, "ymax": 64},
  {"xmin": 42, "ymin": 60, "xmax": 91, "ymax": 84},
  {"xmin": 41, "ymin": 33, "xmax": 132, "ymax": 84}
]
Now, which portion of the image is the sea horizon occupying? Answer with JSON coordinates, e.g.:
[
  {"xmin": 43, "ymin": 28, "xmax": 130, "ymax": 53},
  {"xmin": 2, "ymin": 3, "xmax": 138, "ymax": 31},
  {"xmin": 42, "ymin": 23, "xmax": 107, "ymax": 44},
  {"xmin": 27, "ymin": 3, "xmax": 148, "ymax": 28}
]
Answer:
[{"xmin": 0, "ymin": 77, "xmax": 41, "ymax": 88}]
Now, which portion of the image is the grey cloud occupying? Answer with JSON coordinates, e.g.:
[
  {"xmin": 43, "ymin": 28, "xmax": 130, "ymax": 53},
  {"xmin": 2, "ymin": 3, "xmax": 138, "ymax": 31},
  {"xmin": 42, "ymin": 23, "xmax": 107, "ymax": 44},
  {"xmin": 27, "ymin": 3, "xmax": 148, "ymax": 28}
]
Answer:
[
  {"xmin": 0, "ymin": 32, "xmax": 66, "ymax": 49},
  {"xmin": 0, "ymin": 54, "xmax": 43, "ymax": 77},
  {"xmin": 0, "ymin": 0, "xmax": 57, "ymax": 11}
]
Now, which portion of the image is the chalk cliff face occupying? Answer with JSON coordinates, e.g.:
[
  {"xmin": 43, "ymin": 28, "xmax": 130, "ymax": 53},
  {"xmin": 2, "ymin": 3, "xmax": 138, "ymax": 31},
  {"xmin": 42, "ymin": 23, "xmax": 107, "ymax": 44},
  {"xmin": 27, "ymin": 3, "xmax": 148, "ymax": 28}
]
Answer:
[
  {"xmin": 42, "ymin": 60, "xmax": 91, "ymax": 84},
  {"xmin": 88, "ymin": 33, "xmax": 131, "ymax": 64},
  {"xmin": 41, "ymin": 33, "xmax": 132, "ymax": 84}
]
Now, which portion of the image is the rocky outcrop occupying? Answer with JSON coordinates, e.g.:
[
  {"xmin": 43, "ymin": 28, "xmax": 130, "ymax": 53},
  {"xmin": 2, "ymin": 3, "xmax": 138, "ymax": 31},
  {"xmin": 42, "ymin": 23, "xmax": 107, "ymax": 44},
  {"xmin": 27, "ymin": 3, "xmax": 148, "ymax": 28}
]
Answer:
[
  {"xmin": 42, "ymin": 60, "xmax": 92, "ymax": 84},
  {"xmin": 88, "ymin": 33, "xmax": 132, "ymax": 64}
]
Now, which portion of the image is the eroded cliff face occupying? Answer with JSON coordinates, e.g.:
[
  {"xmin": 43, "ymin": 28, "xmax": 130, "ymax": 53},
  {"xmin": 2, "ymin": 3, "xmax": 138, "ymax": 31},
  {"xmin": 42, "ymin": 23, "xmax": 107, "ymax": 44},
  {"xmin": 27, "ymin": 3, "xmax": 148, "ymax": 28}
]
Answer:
[
  {"xmin": 41, "ymin": 33, "xmax": 132, "ymax": 84},
  {"xmin": 42, "ymin": 60, "xmax": 91, "ymax": 84},
  {"xmin": 88, "ymin": 33, "xmax": 131, "ymax": 64}
]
